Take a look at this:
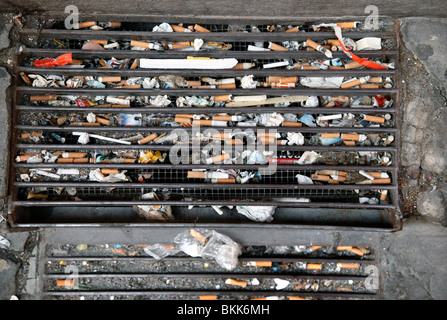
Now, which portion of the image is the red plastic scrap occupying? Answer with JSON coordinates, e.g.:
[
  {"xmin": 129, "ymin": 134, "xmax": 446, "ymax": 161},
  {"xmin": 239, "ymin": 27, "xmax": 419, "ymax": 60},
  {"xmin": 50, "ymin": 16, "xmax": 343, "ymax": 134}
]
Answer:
[{"xmin": 34, "ymin": 53, "xmax": 73, "ymax": 68}]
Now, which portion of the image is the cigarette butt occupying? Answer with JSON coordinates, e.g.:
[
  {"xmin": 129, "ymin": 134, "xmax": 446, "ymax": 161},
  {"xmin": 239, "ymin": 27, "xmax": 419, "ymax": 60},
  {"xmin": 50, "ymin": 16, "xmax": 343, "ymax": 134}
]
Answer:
[
  {"xmin": 311, "ymin": 246, "xmax": 323, "ymax": 251},
  {"xmin": 73, "ymin": 158, "xmax": 89, "ymax": 163},
  {"xmin": 336, "ymin": 246, "xmax": 353, "ymax": 251},
  {"xmin": 341, "ymin": 79, "xmax": 363, "ymax": 89},
  {"xmin": 364, "ymin": 115, "xmax": 385, "ymax": 123},
  {"xmin": 327, "ymin": 39, "xmax": 341, "ymax": 46},
  {"xmin": 232, "ymin": 63, "xmax": 255, "ymax": 70},
  {"xmin": 187, "ymin": 171, "xmax": 205, "ymax": 179},
  {"xmin": 270, "ymin": 82, "xmax": 295, "ymax": 88},
  {"xmin": 194, "ymin": 24, "xmax": 211, "ymax": 32},
  {"xmin": 20, "ymin": 72, "xmax": 32, "ymax": 86},
  {"xmin": 267, "ymin": 76, "xmax": 298, "ymax": 84},
  {"xmin": 121, "ymin": 85, "xmax": 140, "ymax": 89},
  {"xmin": 380, "ymin": 190, "xmax": 388, "ymax": 200},
  {"xmin": 258, "ymin": 136, "xmax": 275, "ymax": 145},
  {"xmin": 283, "ymin": 121, "xmax": 303, "ymax": 127},
  {"xmin": 70, "ymin": 122, "xmax": 101, "ymax": 127},
  {"xmin": 343, "ymin": 140, "xmax": 356, "ymax": 146},
  {"xmin": 16, "ymin": 154, "xmax": 37, "ymax": 162},
  {"xmin": 225, "ymin": 138, "xmax": 244, "ymax": 145},
  {"xmin": 250, "ymin": 261, "xmax": 273, "ymax": 267},
  {"xmin": 186, "ymin": 81, "xmax": 201, "ymax": 87},
  {"xmin": 131, "ymin": 40, "xmax": 150, "ymax": 48},
  {"xmin": 27, "ymin": 192, "xmax": 48, "ymax": 200},
  {"xmin": 321, "ymin": 133, "xmax": 340, "ymax": 139},
  {"xmin": 199, "ymin": 295, "xmax": 218, "ymax": 300},
  {"xmin": 30, "ymin": 95, "xmax": 59, "ymax": 101},
  {"xmin": 360, "ymin": 84, "xmax": 380, "ymax": 89},
  {"xmin": 336, "ymin": 263, "xmax": 359, "ymax": 269},
  {"xmin": 190, "ymin": 229, "xmax": 207, "ymax": 243},
  {"xmin": 289, "ymin": 296, "xmax": 306, "ymax": 300},
  {"xmin": 347, "ymin": 247, "xmax": 365, "ymax": 256},
  {"xmin": 130, "ymin": 59, "xmax": 138, "ymax": 69},
  {"xmin": 101, "ymin": 76, "xmax": 121, "ymax": 83},
  {"xmin": 206, "ymin": 153, "xmax": 230, "ymax": 164},
  {"xmin": 368, "ymin": 77, "xmax": 383, "ymax": 83},
  {"xmin": 329, "ymin": 179, "xmax": 339, "ymax": 184},
  {"xmin": 101, "ymin": 168, "xmax": 119, "ymax": 174},
  {"xmin": 57, "ymin": 279, "xmax": 75, "ymax": 287},
  {"xmin": 344, "ymin": 61, "xmax": 363, "ymax": 70},
  {"xmin": 96, "ymin": 117, "xmax": 111, "ymax": 126},
  {"xmin": 123, "ymin": 159, "xmax": 137, "ymax": 163},
  {"xmin": 20, "ymin": 133, "xmax": 30, "ymax": 139},
  {"xmin": 174, "ymin": 116, "xmax": 192, "ymax": 124},
  {"xmin": 171, "ymin": 25, "xmax": 189, "ymax": 32},
  {"xmin": 214, "ymin": 94, "xmax": 233, "ymax": 102},
  {"xmin": 300, "ymin": 65, "xmax": 320, "ymax": 70},
  {"xmin": 212, "ymin": 178, "xmax": 236, "ymax": 184},
  {"xmin": 285, "ymin": 26, "xmax": 299, "ymax": 32},
  {"xmin": 31, "ymin": 132, "xmax": 41, "ymax": 137},
  {"xmin": 65, "ymin": 152, "xmax": 87, "ymax": 158},
  {"xmin": 212, "ymin": 132, "xmax": 232, "ymax": 139},
  {"xmin": 316, "ymin": 170, "xmax": 347, "ymax": 176},
  {"xmin": 217, "ymin": 83, "xmax": 236, "ymax": 89},
  {"xmin": 78, "ymin": 21, "xmax": 96, "ymax": 29},
  {"xmin": 112, "ymin": 104, "xmax": 130, "ymax": 108},
  {"xmin": 371, "ymin": 178, "xmax": 391, "ymax": 184},
  {"xmin": 311, "ymin": 175, "xmax": 330, "ymax": 182},
  {"xmin": 212, "ymin": 115, "xmax": 233, "ymax": 121},
  {"xmin": 337, "ymin": 22, "xmax": 358, "ymax": 29},
  {"xmin": 306, "ymin": 39, "xmax": 321, "ymax": 50},
  {"xmin": 225, "ymin": 279, "xmax": 247, "ymax": 287},
  {"xmin": 268, "ymin": 42, "xmax": 288, "ymax": 51},
  {"xmin": 307, "ymin": 263, "xmax": 322, "ymax": 270},
  {"xmin": 192, "ymin": 119, "xmax": 212, "ymax": 126},
  {"xmin": 57, "ymin": 158, "xmax": 74, "ymax": 163},
  {"xmin": 109, "ymin": 22, "xmax": 121, "ymax": 28},
  {"xmin": 138, "ymin": 133, "xmax": 158, "ymax": 145},
  {"xmin": 368, "ymin": 172, "xmax": 388, "ymax": 179},
  {"xmin": 332, "ymin": 175, "xmax": 346, "ymax": 182},
  {"xmin": 341, "ymin": 133, "xmax": 360, "ymax": 141},
  {"xmin": 89, "ymin": 40, "xmax": 108, "ymax": 45}
]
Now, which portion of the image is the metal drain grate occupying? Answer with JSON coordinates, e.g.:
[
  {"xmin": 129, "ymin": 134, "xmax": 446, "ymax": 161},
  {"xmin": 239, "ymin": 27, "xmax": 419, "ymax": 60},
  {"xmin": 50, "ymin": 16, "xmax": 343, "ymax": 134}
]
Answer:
[
  {"xmin": 40, "ymin": 243, "xmax": 379, "ymax": 300},
  {"xmin": 8, "ymin": 19, "xmax": 402, "ymax": 231}
]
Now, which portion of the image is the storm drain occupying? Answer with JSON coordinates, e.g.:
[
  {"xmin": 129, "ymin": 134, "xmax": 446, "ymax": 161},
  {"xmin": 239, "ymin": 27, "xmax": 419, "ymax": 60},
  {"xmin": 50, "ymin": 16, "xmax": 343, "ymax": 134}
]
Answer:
[
  {"xmin": 8, "ymin": 19, "xmax": 402, "ymax": 231},
  {"xmin": 41, "ymin": 243, "xmax": 379, "ymax": 300}
]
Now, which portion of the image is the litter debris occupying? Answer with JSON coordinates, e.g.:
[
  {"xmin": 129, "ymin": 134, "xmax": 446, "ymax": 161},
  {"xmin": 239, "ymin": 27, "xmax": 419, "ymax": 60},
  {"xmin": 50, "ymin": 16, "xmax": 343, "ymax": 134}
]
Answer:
[
  {"xmin": 236, "ymin": 206, "xmax": 276, "ymax": 222},
  {"xmin": 0, "ymin": 235, "xmax": 10, "ymax": 249}
]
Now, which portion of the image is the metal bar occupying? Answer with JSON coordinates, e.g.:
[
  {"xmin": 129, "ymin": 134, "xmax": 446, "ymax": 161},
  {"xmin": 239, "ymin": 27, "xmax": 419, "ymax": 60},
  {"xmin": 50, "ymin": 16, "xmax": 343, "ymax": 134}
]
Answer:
[
  {"xmin": 12, "ymin": 201, "xmax": 396, "ymax": 209},
  {"xmin": 17, "ymin": 86, "xmax": 398, "ymax": 96},
  {"xmin": 15, "ymin": 105, "xmax": 399, "ymax": 114}
]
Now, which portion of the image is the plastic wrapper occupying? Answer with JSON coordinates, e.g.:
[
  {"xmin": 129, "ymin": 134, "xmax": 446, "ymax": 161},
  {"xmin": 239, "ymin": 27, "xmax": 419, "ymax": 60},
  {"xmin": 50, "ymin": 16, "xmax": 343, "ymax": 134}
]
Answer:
[
  {"xmin": 152, "ymin": 22, "xmax": 173, "ymax": 32},
  {"xmin": 150, "ymin": 95, "xmax": 171, "ymax": 107},
  {"xmin": 236, "ymin": 206, "xmax": 277, "ymax": 222},
  {"xmin": 34, "ymin": 53, "xmax": 72, "ymax": 68},
  {"xmin": 243, "ymin": 150, "xmax": 269, "ymax": 165},
  {"xmin": 173, "ymin": 229, "xmax": 242, "ymax": 270},
  {"xmin": 300, "ymin": 77, "xmax": 344, "ymax": 88},
  {"xmin": 287, "ymin": 132, "xmax": 305, "ymax": 145},
  {"xmin": 143, "ymin": 243, "xmax": 180, "ymax": 260},
  {"xmin": 240, "ymin": 75, "xmax": 258, "ymax": 89},
  {"xmin": 298, "ymin": 151, "xmax": 321, "ymax": 164},
  {"xmin": 296, "ymin": 174, "xmax": 313, "ymax": 184},
  {"xmin": 89, "ymin": 168, "xmax": 128, "ymax": 182},
  {"xmin": 133, "ymin": 192, "xmax": 174, "ymax": 221}
]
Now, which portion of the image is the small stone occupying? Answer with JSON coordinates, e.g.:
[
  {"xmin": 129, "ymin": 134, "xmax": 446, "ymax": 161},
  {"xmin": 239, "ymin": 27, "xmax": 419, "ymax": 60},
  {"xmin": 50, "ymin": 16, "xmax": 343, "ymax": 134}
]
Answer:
[
  {"xmin": 417, "ymin": 188, "xmax": 447, "ymax": 226},
  {"xmin": 76, "ymin": 244, "xmax": 88, "ymax": 251},
  {"xmin": 0, "ymin": 259, "xmax": 9, "ymax": 272}
]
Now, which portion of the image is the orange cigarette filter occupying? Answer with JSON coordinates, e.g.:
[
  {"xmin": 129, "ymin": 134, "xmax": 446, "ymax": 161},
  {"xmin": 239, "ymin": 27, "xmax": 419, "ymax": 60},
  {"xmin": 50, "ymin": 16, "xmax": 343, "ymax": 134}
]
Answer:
[
  {"xmin": 207, "ymin": 153, "xmax": 231, "ymax": 164},
  {"xmin": 101, "ymin": 76, "xmax": 122, "ymax": 83},
  {"xmin": 20, "ymin": 133, "xmax": 30, "ymax": 139},
  {"xmin": 20, "ymin": 72, "xmax": 32, "ymax": 86},
  {"xmin": 30, "ymin": 95, "xmax": 59, "ymax": 101},
  {"xmin": 199, "ymin": 295, "xmax": 218, "ymax": 300},
  {"xmin": 285, "ymin": 26, "xmax": 299, "ymax": 32},
  {"xmin": 371, "ymin": 178, "xmax": 391, "ymax": 185},
  {"xmin": 289, "ymin": 296, "xmax": 306, "ymax": 300},
  {"xmin": 306, "ymin": 39, "xmax": 322, "ymax": 50},
  {"xmin": 194, "ymin": 24, "xmax": 211, "ymax": 32},
  {"xmin": 268, "ymin": 42, "xmax": 288, "ymax": 51},
  {"xmin": 89, "ymin": 40, "xmax": 108, "ymax": 45},
  {"xmin": 190, "ymin": 229, "xmax": 207, "ymax": 243},
  {"xmin": 56, "ymin": 279, "xmax": 75, "ymax": 287},
  {"xmin": 73, "ymin": 158, "xmax": 89, "ymax": 163},
  {"xmin": 214, "ymin": 178, "xmax": 236, "ymax": 184},
  {"xmin": 267, "ymin": 76, "xmax": 298, "ymax": 84},
  {"xmin": 187, "ymin": 171, "xmax": 205, "ymax": 179},
  {"xmin": 57, "ymin": 158, "xmax": 74, "ymax": 163},
  {"xmin": 174, "ymin": 117, "xmax": 192, "ymax": 124},
  {"xmin": 225, "ymin": 139, "xmax": 244, "ymax": 145},
  {"xmin": 341, "ymin": 133, "xmax": 360, "ymax": 141},
  {"xmin": 130, "ymin": 40, "xmax": 150, "ymax": 48},
  {"xmin": 16, "ymin": 154, "xmax": 38, "ymax": 162},
  {"xmin": 96, "ymin": 117, "xmax": 111, "ymax": 126},
  {"xmin": 101, "ymin": 168, "xmax": 119, "ymax": 174},
  {"xmin": 307, "ymin": 263, "xmax": 322, "ymax": 270},
  {"xmin": 364, "ymin": 115, "xmax": 385, "ymax": 123},
  {"xmin": 336, "ymin": 246, "xmax": 353, "ymax": 251},
  {"xmin": 337, "ymin": 263, "xmax": 359, "ymax": 269},
  {"xmin": 343, "ymin": 140, "xmax": 356, "ymax": 146},
  {"xmin": 368, "ymin": 77, "xmax": 383, "ymax": 83},
  {"xmin": 225, "ymin": 279, "xmax": 247, "ymax": 287},
  {"xmin": 130, "ymin": 59, "xmax": 138, "ymax": 69},
  {"xmin": 217, "ymin": 83, "xmax": 236, "ymax": 89},
  {"xmin": 360, "ymin": 84, "xmax": 381, "ymax": 89},
  {"xmin": 283, "ymin": 121, "xmax": 303, "ymax": 127},
  {"xmin": 321, "ymin": 133, "xmax": 340, "ymax": 139},
  {"xmin": 250, "ymin": 261, "xmax": 273, "ymax": 267},
  {"xmin": 327, "ymin": 39, "xmax": 341, "ymax": 46},
  {"xmin": 212, "ymin": 115, "xmax": 233, "ymax": 121},
  {"xmin": 66, "ymin": 152, "xmax": 87, "ymax": 158},
  {"xmin": 171, "ymin": 25, "xmax": 189, "ymax": 32},
  {"xmin": 186, "ymin": 80, "xmax": 201, "ymax": 87},
  {"xmin": 109, "ymin": 22, "xmax": 121, "ymax": 28},
  {"xmin": 192, "ymin": 119, "xmax": 212, "ymax": 126},
  {"xmin": 344, "ymin": 61, "xmax": 364, "ymax": 70},
  {"xmin": 347, "ymin": 247, "xmax": 365, "ymax": 256},
  {"xmin": 337, "ymin": 22, "xmax": 358, "ymax": 29},
  {"xmin": 78, "ymin": 21, "xmax": 96, "ymax": 29},
  {"xmin": 380, "ymin": 190, "xmax": 388, "ymax": 200},
  {"xmin": 311, "ymin": 175, "xmax": 331, "ymax": 182},
  {"xmin": 214, "ymin": 94, "xmax": 233, "ymax": 102},
  {"xmin": 312, "ymin": 245, "xmax": 323, "ymax": 251},
  {"xmin": 138, "ymin": 133, "xmax": 158, "ymax": 145},
  {"xmin": 341, "ymin": 78, "xmax": 363, "ymax": 89}
]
